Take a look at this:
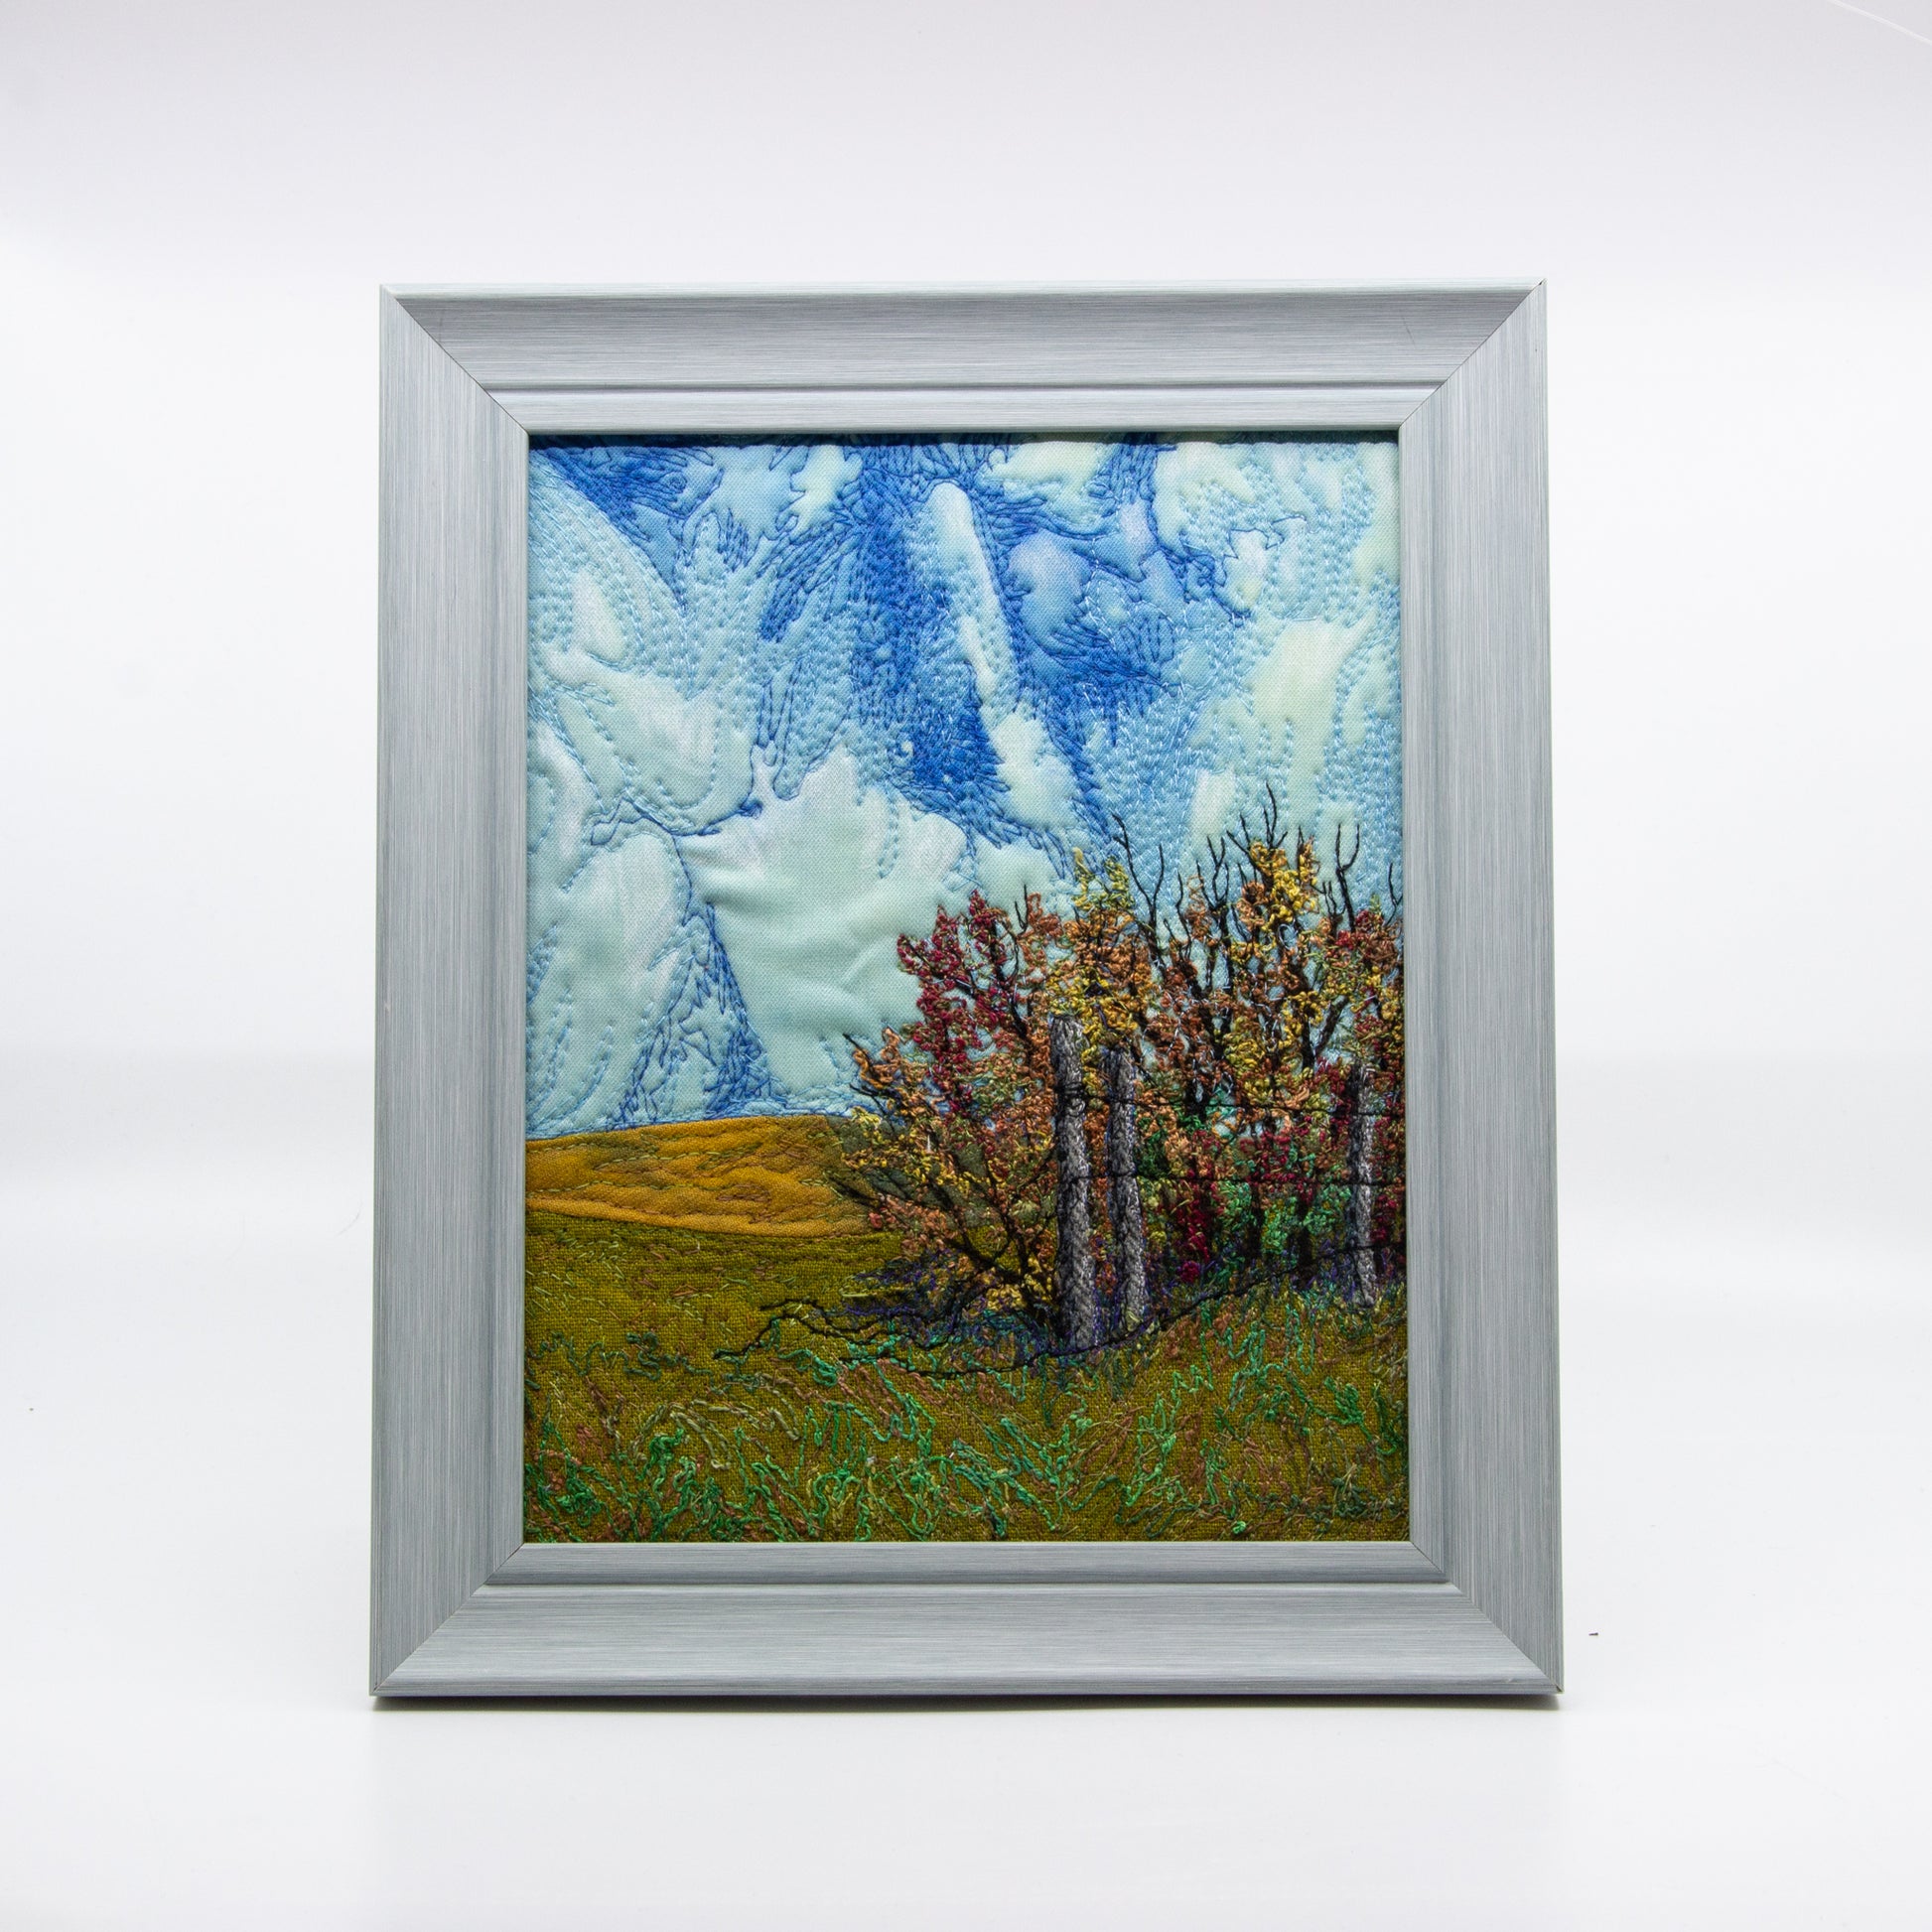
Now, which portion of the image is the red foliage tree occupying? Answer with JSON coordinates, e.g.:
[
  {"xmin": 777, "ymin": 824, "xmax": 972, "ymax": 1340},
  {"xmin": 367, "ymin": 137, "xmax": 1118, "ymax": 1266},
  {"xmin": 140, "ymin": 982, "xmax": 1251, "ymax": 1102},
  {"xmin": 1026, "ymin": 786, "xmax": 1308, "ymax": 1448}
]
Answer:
[{"xmin": 845, "ymin": 809, "xmax": 1405, "ymax": 1345}]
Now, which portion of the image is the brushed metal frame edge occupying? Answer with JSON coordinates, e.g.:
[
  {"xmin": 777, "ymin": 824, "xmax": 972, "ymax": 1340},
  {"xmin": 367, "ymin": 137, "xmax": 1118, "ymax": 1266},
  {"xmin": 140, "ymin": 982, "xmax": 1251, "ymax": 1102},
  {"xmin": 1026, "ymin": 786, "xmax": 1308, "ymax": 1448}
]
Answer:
[{"xmin": 372, "ymin": 285, "xmax": 1559, "ymax": 1699}]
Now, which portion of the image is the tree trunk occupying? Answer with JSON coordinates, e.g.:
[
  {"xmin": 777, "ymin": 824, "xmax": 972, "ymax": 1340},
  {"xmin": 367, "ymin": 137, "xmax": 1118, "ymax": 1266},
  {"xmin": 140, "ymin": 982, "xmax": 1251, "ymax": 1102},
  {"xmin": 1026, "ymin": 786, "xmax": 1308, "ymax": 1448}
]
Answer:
[
  {"xmin": 1048, "ymin": 1015, "xmax": 1099, "ymax": 1350},
  {"xmin": 1101, "ymin": 1041, "xmax": 1150, "ymax": 1333},
  {"xmin": 1343, "ymin": 1060, "xmax": 1379, "ymax": 1307}
]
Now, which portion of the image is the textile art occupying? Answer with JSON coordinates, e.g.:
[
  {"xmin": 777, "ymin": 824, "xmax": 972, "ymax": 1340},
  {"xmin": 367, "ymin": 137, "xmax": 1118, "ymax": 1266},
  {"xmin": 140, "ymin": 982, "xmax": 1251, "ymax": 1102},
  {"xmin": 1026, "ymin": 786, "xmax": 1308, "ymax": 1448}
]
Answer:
[{"xmin": 524, "ymin": 436, "xmax": 1408, "ymax": 1542}]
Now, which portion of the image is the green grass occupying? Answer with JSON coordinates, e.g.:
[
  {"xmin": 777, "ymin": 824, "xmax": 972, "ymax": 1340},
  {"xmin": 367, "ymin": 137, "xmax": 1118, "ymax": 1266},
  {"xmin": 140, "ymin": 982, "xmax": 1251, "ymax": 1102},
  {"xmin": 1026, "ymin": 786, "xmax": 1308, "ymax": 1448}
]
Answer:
[{"xmin": 524, "ymin": 1205, "xmax": 1408, "ymax": 1543}]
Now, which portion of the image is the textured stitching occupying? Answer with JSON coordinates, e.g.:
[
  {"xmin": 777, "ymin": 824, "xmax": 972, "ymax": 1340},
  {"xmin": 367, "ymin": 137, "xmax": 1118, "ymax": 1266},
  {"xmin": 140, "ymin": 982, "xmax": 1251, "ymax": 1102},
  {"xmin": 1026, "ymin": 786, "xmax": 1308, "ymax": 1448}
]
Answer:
[{"xmin": 526, "ymin": 437, "xmax": 1400, "ymax": 1137}]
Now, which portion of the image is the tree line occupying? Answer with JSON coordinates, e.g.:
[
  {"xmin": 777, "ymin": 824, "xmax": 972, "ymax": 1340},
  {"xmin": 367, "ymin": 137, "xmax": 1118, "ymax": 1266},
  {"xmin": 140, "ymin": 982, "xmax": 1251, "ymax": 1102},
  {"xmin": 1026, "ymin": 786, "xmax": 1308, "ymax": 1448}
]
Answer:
[{"xmin": 841, "ymin": 796, "xmax": 1405, "ymax": 1354}]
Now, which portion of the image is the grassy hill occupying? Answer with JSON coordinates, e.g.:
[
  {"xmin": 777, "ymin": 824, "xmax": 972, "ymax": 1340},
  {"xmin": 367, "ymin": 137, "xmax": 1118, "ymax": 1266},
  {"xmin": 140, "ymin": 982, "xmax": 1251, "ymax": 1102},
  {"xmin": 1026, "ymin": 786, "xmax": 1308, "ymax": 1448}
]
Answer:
[
  {"xmin": 526, "ymin": 1113, "xmax": 874, "ymax": 1238},
  {"xmin": 523, "ymin": 1113, "xmax": 1409, "ymax": 1544}
]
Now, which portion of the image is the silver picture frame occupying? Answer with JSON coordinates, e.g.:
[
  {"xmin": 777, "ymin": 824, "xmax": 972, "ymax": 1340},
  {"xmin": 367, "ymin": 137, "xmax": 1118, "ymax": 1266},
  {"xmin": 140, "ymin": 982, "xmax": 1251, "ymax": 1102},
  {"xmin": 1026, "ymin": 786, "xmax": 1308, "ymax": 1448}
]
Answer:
[{"xmin": 373, "ymin": 285, "xmax": 1559, "ymax": 1697}]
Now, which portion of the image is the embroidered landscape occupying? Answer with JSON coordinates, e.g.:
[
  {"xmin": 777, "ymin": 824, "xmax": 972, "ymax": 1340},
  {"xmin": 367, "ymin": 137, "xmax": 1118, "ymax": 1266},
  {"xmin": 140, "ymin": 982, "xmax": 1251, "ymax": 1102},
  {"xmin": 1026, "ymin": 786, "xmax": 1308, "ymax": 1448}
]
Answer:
[{"xmin": 524, "ymin": 436, "xmax": 1407, "ymax": 1541}]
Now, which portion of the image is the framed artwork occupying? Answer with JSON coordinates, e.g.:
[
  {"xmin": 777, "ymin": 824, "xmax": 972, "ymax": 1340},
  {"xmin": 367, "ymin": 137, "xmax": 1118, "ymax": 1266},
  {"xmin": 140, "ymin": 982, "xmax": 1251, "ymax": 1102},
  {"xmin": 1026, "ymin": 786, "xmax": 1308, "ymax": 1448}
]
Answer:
[{"xmin": 373, "ymin": 287, "xmax": 1559, "ymax": 1696}]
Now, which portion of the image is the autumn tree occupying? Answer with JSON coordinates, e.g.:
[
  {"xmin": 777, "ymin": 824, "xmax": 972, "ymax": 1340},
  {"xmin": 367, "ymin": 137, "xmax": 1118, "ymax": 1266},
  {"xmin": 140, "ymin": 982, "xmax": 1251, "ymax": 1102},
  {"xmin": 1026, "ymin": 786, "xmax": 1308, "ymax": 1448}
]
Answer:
[
  {"xmin": 844, "ymin": 894, "xmax": 1065, "ymax": 1328},
  {"xmin": 1118, "ymin": 798, "xmax": 1404, "ymax": 1300},
  {"xmin": 844, "ymin": 804, "xmax": 1405, "ymax": 1348}
]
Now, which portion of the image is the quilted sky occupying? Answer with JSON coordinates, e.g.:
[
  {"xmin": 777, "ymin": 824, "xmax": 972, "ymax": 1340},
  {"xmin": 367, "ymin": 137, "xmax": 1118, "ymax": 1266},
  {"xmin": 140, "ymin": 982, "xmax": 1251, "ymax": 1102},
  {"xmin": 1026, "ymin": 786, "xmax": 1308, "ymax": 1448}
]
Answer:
[{"xmin": 526, "ymin": 436, "xmax": 1401, "ymax": 1135}]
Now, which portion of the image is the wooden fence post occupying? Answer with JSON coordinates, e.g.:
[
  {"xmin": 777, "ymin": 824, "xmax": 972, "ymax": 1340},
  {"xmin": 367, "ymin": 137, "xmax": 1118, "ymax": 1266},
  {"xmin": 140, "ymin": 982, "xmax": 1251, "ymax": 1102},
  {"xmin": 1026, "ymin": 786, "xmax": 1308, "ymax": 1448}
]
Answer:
[
  {"xmin": 1048, "ymin": 1015, "xmax": 1099, "ymax": 1349},
  {"xmin": 1101, "ymin": 1041, "xmax": 1150, "ymax": 1332},
  {"xmin": 1344, "ymin": 1061, "xmax": 1380, "ymax": 1306}
]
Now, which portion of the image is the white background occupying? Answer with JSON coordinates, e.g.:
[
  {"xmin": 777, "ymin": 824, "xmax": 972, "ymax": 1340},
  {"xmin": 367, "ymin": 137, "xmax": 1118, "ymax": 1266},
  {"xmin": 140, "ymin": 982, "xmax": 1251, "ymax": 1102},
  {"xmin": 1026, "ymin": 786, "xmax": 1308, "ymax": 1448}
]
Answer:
[{"xmin": 3, "ymin": 2, "xmax": 1928, "ymax": 1925}]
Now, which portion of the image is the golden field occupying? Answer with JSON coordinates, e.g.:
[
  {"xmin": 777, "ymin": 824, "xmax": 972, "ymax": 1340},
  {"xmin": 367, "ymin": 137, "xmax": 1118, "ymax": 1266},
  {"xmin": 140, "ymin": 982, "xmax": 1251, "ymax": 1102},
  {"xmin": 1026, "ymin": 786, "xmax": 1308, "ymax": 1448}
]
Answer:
[
  {"xmin": 524, "ymin": 1113, "xmax": 872, "ymax": 1237},
  {"xmin": 523, "ymin": 1114, "xmax": 1409, "ymax": 1544}
]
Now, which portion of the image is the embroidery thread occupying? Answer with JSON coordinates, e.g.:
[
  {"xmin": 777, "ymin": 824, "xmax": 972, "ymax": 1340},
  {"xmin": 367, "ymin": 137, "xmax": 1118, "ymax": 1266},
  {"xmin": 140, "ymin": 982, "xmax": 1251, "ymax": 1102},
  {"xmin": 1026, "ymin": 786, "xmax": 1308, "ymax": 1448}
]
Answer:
[{"xmin": 524, "ymin": 436, "xmax": 1407, "ymax": 1542}]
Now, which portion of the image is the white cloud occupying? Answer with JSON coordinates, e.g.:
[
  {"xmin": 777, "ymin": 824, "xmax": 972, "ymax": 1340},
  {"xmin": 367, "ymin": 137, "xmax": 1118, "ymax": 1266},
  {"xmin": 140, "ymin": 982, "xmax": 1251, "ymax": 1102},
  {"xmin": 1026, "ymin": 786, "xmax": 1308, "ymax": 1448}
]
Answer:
[
  {"xmin": 526, "ymin": 818, "xmax": 696, "ymax": 1134},
  {"xmin": 985, "ymin": 440, "xmax": 1107, "ymax": 511},
  {"xmin": 1204, "ymin": 613, "xmax": 1377, "ymax": 832},
  {"xmin": 678, "ymin": 752, "xmax": 968, "ymax": 1103},
  {"xmin": 990, "ymin": 707, "xmax": 1077, "ymax": 832},
  {"xmin": 789, "ymin": 443, "xmax": 861, "ymax": 531},
  {"xmin": 1153, "ymin": 441, "xmax": 1256, "ymax": 548}
]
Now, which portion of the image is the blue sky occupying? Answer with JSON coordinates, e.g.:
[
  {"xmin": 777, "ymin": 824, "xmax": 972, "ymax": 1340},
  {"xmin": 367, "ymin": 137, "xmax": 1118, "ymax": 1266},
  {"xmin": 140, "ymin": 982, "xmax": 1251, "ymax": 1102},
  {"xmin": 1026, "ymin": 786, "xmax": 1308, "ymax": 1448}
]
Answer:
[{"xmin": 526, "ymin": 436, "xmax": 1401, "ymax": 1136}]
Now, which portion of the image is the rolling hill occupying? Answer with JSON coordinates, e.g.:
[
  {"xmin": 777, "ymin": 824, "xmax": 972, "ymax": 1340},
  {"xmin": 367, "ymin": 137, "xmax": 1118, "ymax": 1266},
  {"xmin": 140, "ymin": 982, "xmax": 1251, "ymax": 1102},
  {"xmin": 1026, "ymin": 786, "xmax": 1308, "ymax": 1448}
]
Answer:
[{"xmin": 525, "ymin": 1113, "xmax": 872, "ymax": 1239}]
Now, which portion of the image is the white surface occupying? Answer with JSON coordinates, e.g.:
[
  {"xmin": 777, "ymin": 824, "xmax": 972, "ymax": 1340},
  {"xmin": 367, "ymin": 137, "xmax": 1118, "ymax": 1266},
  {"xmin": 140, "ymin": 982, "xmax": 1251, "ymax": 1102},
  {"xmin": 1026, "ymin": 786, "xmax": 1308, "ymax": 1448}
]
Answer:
[{"xmin": 2, "ymin": 0, "xmax": 1929, "ymax": 1923}]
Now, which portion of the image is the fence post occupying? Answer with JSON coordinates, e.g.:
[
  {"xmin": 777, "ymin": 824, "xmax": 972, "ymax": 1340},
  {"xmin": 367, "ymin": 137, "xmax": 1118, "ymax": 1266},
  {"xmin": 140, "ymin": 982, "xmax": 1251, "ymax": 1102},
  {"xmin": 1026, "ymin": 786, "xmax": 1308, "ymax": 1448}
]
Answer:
[
  {"xmin": 1344, "ymin": 1060, "xmax": 1380, "ymax": 1306},
  {"xmin": 1101, "ymin": 1041, "xmax": 1150, "ymax": 1332},
  {"xmin": 1048, "ymin": 1015, "xmax": 1099, "ymax": 1349}
]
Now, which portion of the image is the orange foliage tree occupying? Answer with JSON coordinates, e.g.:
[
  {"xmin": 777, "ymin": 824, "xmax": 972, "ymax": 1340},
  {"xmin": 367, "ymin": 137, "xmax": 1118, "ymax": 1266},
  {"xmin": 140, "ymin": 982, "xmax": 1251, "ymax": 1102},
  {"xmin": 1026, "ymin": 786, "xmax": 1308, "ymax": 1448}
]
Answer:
[
  {"xmin": 1119, "ymin": 799, "xmax": 1404, "ymax": 1298},
  {"xmin": 844, "ymin": 800, "xmax": 1405, "ymax": 1346}
]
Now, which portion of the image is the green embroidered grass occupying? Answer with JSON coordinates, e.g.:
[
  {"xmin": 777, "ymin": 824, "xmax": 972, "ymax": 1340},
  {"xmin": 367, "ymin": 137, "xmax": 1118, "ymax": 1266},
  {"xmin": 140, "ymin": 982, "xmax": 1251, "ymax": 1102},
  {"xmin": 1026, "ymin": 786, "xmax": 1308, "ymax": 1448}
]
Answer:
[{"xmin": 524, "ymin": 1206, "xmax": 1407, "ymax": 1543}]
